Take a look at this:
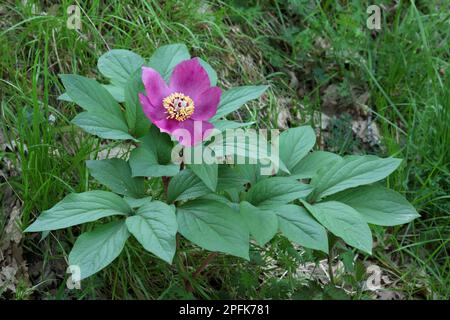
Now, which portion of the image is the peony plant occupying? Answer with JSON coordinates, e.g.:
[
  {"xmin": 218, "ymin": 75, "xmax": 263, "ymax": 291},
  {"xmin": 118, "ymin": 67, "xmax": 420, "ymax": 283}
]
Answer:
[{"xmin": 25, "ymin": 44, "xmax": 419, "ymax": 285}]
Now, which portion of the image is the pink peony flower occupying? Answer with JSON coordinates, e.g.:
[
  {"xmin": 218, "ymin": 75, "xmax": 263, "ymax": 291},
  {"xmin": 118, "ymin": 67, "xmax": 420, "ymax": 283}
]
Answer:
[{"xmin": 139, "ymin": 58, "xmax": 221, "ymax": 146}]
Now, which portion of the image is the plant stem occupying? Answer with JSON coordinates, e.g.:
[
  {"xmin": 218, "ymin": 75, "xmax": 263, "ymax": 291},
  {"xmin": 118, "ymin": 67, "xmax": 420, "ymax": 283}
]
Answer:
[
  {"xmin": 184, "ymin": 252, "xmax": 218, "ymax": 293},
  {"xmin": 175, "ymin": 234, "xmax": 191, "ymax": 292},
  {"xmin": 328, "ymin": 250, "xmax": 335, "ymax": 285},
  {"xmin": 162, "ymin": 176, "xmax": 170, "ymax": 196},
  {"xmin": 192, "ymin": 252, "xmax": 218, "ymax": 279},
  {"xmin": 175, "ymin": 238, "xmax": 219, "ymax": 293},
  {"xmin": 327, "ymin": 233, "xmax": 337, "ymax": 285}
]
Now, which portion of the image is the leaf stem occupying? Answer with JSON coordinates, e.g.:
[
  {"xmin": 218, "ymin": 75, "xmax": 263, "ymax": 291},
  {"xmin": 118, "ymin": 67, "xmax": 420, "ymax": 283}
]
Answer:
[
  {"xmin": 185, "ymin": 252, "xmax": 218, "ymax": 293},
  {"xmin": 192, "ymin": 252, "xmax": 218, "ymax": 279},
  {"xmin": 327, "ymin": 233, "xmax": 337, "ymax": 285},
  {"xmin": 162, "ymin": 176, "xmax": 170, "ymax": 196},
  {"xmin": 328, "ymin": 250, "xmax": 335, "ymax": 285}
]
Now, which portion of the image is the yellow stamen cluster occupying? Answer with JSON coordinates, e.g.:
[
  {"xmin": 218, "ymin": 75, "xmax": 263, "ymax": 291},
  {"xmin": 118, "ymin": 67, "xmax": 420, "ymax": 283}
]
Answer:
[{"xmin": 163, "ymin": 92, "xmax": 195, "ymax": 121}]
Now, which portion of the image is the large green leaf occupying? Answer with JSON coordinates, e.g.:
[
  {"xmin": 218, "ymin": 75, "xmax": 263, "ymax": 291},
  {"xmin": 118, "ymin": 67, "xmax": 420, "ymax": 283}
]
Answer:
[
  {"xmin": 58, "ymin": 92, "xmax": 72, "ymax": 102},
  {"xmin": 239, "ymin": 201, "xmax": 277, "ymax": 246},
  {"xmin": 217, "ymin": 165, "xmax": 251, "ymax": 192},
  {"xmin": 129, "ymin": 126, "xmax": 179, "ymax": 177},
  {"xmin": 235, "ymin": 164, "xmax": 267, "ymax": 186},
  {"xmin": 61, "ymin": 84, "xmax": 125, "ymax": 103},
  {"xmin": 68, "ymin": 220, "xmax": 129, "ymax": 280},
  {"xmin": 97, "ymin": 49, "xmax": 144, "ymax": 87},
  {"xmin": 72, "ymin": 111, "xmax": 136, "ymax": 141},
  {"xmin": 198, "ymin": 58, "xmax": 217, "ymax": 86},
  {"xmin": 290, "ymin": 151, "xmax": 342, "ymax": 179},
  {"xmin": 279, "ymin": 126, "xmax": 316, "ymax": 171},
  {"xmin": 124, "ymin": 196, "xmax": 153, "ymax": 208},
  {"xmin": 25, "ymin": 191, "xmax": 131, "ymax": 232},
  {"xmin": 125, "ymin": 201, "xmax": 177, "ymax": 263},
  {"xmin": 246, "ymin": 177, "xmax": 313, "ymax": 208},
  {"xmin": 311, "ymin": 155, "xmax": 402, "ymax": 200},
  {"xmin": 274, "ymin": 204, "xmax": 328, "ymax": 253},
  {"xmin": 303, "ymin": 201, "xmax": 372, "ymax": 254},
  {"xmin": 167, "ymin": 169, "xmax": 210, "ymax": 203},
  {"xmin": 208, "ymin": 128, "xmax": 287, "ymax": 174},
  {"xmin": 177, "ymin": 199, "xmax": 249, "ymax": 259},
  {"xmin": 188, "ymin": 163, "xmax": 218, "ymax": 191},
  {"xmin": 59, "ymin": 74, "xmax": 123, "ymax": 119},
  {"xmin": 86, "ymin": 158, "xmax": 144, "ymax": 198},
  {"xmin": 148, "ymin": 43, "xmax": 190, "ymax": 81},
  {"xmin": 329, "ymin": 185, "xmax": 420, "ymax": 226},
  {"xmin": 103, "ymin": 84, "xmax": 124, "ymax": 102},
  {"xmin": 124, "ymin": 69, "xmax": 149, "ymax": 137},
  {"xmin": 211, "ymin": 85, "xmax": 269, "ymax": 120},
  {"xmin": 198, "ymin": 193, "xmax": 235, "ymax": 208}
]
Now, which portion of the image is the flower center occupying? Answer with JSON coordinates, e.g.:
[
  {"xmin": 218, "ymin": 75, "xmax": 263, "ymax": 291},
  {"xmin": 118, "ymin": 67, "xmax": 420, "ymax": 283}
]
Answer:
[{"xmin": 163, "ymin": 92, "xmax": 195, "ymax": 121}]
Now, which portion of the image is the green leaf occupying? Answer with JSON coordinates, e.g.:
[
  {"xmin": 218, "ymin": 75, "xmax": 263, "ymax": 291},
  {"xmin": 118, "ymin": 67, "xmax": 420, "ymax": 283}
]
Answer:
[
  {"xmin": 25, "ymin": 191, "xmax": 131, "ymax": 232},
  {"xmin": 279, "ymin": 126, "xmax": 316, "ymax": 171},
  {"xmin": 69, "ymin": 220, "xmax": 129, "ymax": 280},
  {"xmin": 102, "ymin": 84, "xmax": 124, "ymax": 102},
  {"xmin": 129, "ymin": 126, "xmax": 179, "ymax": 177},
  {"xmin": 274, "ymin": 204, "xmax": 328, "ymax": 253},
  {"xmin": 124, "ymin": 69, "xmax": 149, "ymax": 137},
  {"xmin": 212, "ymin": 85, "xmax": 269, "ymax": 120},
  {"xmin": 198, "ymin": 58, "xmax": 217, "ymax": 86},
  {"xmin": 235, "ymin": 164, "xmax": 266, "ymax": 186},
  {"xmin": 97, "ymin": 49, "xmax": 145, "ymax": 87},
  {"xmin": 167, "ymin": 169, "xmax": 210, "ymax": 203},
  {"xmin": 329, "ymin": 185, "xmax": 420, "ymax": 226},
  {"xmin": 86, "ymin": 158, "xmax": 144, "ymax": 198},
  {"xmin": 217, "ymin": 165, "xmax": 251, "ymax": 192},
  {"xmin": 311, "ymin": 155, "xmax": 402, "ymax": 200},
  {"xmin": 290, "ymin": 151, "xmax": 342, "ymax": 179},
  {"xmin": 239, "ymin": 201, "xmax": 277, "ymax": 246},
  {"xmin": 177, "ymin": 199, "xmax": 249, "ymax": 259},
  {"xmin": 223, "ymin": 188, "xmax": 241, "ymax": 205},
  {"xmin": 125, "ymin": 201, "xmax": 177, "ymax": 263},
  {"xmin": 198, "ymin": 193, "xmax": 235, "ymax": 208},
  {"xmin": 188, "ymin": 163, "xmax": 218, "ymax": 191},
  {"xmin": 59, "ymin": 74, "xmax": 123, "ymax": 119},
  {"xmin": 246, "ymin": 177, "xmax": 313, "ymax": 208},
  {"xmin": 124, "ymin": 196, "xmax": 152, "ymax": 208},
  {"xmin": 148, "ymin": 43, "xmax": 190, "ymax": 81},
  {"xmin": 58, "ymin": 92, "xmax": 72, "ymax": 102},
  {"xmin": 302, "ymin": 201, "xmax": 372, "ymax": 254},
  {"xmin": 208, "ymin": 128, "xmax": 286, "ymax": 174},
  {"xmin": 72, "ymin": 111, "xmax": 136, "ymax": 141}
]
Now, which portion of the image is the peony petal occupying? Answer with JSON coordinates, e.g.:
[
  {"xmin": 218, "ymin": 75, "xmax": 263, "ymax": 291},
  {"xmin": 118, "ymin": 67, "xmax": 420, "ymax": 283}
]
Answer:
[
  {"xmin": 153, "ymin": 117, "xmax": 181, "ymax": 135},
  {"xmin": 191, "ymin": 86, "xmax": 221, "ymax": 121},
  {"xmin": 169, "ymin": 58, "xmax": 210, "ymax": 100},
  {"xmin": 171, "ymin": 119, "xmax": 214, "ymax": 147},
  {"xmin": 142, "ymin": 66, "xmax": 170, "ymax": 107},
  {"xmin": 139, "ymin": 93, "xmax": 166, "ymax": 121}
]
